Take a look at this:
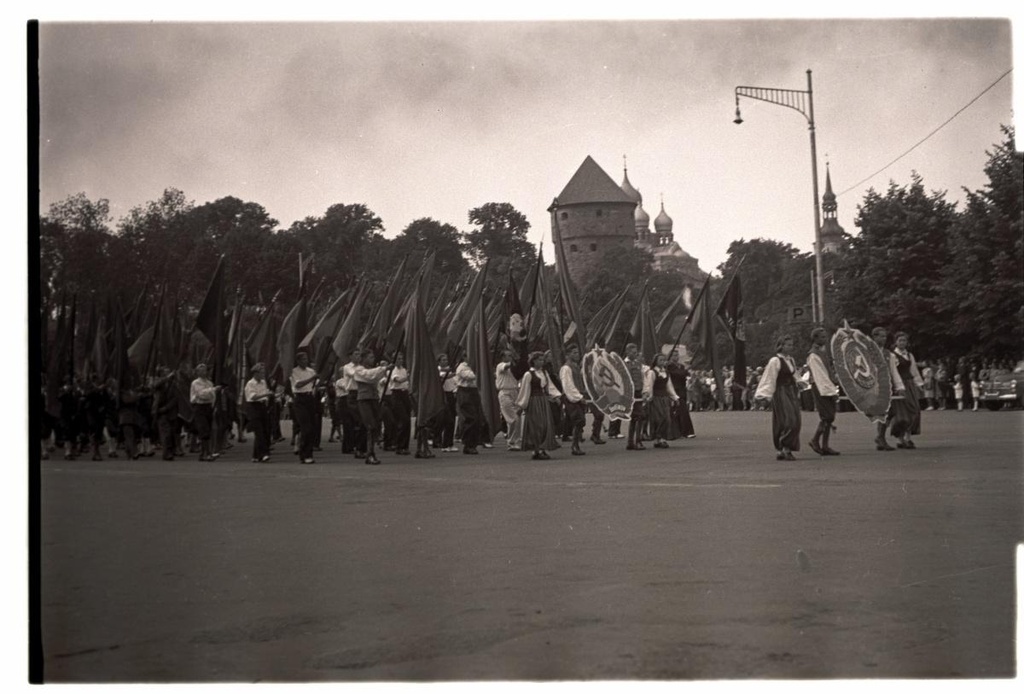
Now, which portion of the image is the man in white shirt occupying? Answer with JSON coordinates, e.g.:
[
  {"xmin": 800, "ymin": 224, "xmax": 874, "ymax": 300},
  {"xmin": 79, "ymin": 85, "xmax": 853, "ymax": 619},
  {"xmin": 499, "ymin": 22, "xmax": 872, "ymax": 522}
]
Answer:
[
  {"xmin": 455, "ymin": 358, "xmax": 483, "ymax": 454},
  {"xmin": 806, "ymin": 327, "xmax": 840, "ymax": 456},
  {"xmin": 559, "ymin": 343, "xmax": 588, "ymax": 456},
  {"xmin": 290, "ymin": 351, "xmax": 319, "ymax": 464},
  {"xmin": 495, "ymin": 349, "xmax": 522, "ymax": 451},
  {"xmin": 244, "ymin": 362, "xmax": 274, "ymax": 462},
  {"xmin": 338, "ymin": 348, "xmax": 366, "ymax": 457},
  {"xmin": 190, "ymin": 363, "xmax": 220, "ymax": 461}
]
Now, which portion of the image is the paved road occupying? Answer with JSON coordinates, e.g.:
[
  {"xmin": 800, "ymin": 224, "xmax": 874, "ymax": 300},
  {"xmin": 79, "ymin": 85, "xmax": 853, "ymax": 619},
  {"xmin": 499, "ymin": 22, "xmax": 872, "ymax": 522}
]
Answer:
[{"xmin": 38, "ymin": 409, "xmax": 1022, "ymax": 681}]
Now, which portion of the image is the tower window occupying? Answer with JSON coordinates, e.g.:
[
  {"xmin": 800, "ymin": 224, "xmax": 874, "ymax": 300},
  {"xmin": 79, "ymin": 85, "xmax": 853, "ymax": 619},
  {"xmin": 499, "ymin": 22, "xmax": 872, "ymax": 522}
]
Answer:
[
  {"xmin": 560, "ymin": 212, "xmax": 568, "ymax": 220},
  {"xmin": 590, "ymin": 243, "xmax": 597, "ymax": 252},
  {"xmin": 570, "ymin": 244, "xmax": 578, "ymax": 252},
  {"xmin": 596, "ymin": 209, "xmax": 603, "ymax": 217}
]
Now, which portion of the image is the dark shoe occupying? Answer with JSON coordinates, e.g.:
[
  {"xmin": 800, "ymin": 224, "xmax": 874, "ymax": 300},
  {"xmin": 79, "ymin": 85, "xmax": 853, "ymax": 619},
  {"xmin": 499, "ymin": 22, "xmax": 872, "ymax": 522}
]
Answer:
[
  {"xmin": 636, "ymin": 441, "xmax": 646, "ymax": 450},
  {"xmin": 808, "ymin": 440, "xmax": 824, "ymax": 456},
  {"xmin": 626, "ymin": 443, "xmax": 637, "ymax": 450},
  {"xmin": 561, "ymin": 436, "xmax": 572, "ymax": 442},
  {"xmin": 591, "ymin": 436, "xmax": 606, "ymax": 445},
  {"xmin": 776, "ymin": 453, "xmax": 786, "ymax": 461},
  {"xmin": 896, "ymin": 442, "xmax": 908, "ymax": 449},
  {"xmin": 365, "ymin": 455, "xmax": 381, "ymax": 465},
  {"xmin": 783, "ymin": 451, "xmax": 796, "ymax": 461},
  {"xmin": 875, "ymin": 437, "xmax": 895, "ymax": 451},
  {"xmin": 354, "ymin": 451, "xmax": 366, "ymax": 459},
  {"xmin": 905, "ymin": 440, "xmax": 916, "ymax": 449},
  {"xmin": 538, "ymin": 450, "xmax": 551, "ymax": 460},
  {"xmin": 571, "ymin": 445, "xmax": 585, "ymax": 456},
  {"xmin": 108, "ymin": 451, "xmax": 118, "ymax": 458},
  {"xmin": 823, "ymin": 448, "xmax": 841, "ymax": 456},
  {"xmin": 463, "ymin": 447, "xmax": 479, "ymax": 455},
  {"xmin": 531, "ymin": 452, "xmax": 543, "ymax": 460}
]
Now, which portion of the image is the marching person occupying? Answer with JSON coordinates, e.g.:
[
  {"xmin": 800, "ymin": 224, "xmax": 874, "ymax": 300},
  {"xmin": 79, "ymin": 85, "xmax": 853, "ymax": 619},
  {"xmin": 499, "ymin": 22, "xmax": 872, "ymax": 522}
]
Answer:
[
  {"xmin": 559, "ymin": 343, "xmax": 589, "ymax": 456},
  {"xmin": 436, "ymin": 353, "xmax": 458, "ymax": 452},
  {"xmin": 644, "ymin": 352, "xmax": 681, "ymax": 449},
  {"xmin": 806, "ymin": 326, "xmax": 841, "ymax": 456},
  {"xmin": 117, "ymin": 381, "xmax": 140, "ymax": 460},
  {"xmin": 340, "ymin": 348, "xmax": 366, "ymax": 458},
  {"xmin": 754, "ymin": 334, "xmax": 802, "ymax": 461},
  {"xmin": 190, "ymin": 363, "xmax": 220, "ymax": 461},
  {"xmin": 667, "ymin": 349, "xmax": 696, "ymax": 439},
  {"xmin": 871, "ymin": 327, "xmax": 905, "ymax": 451},
  {"xmin": 290, "ymin": 350, "xmax": 320, "ymax": 464},
  {"xmin": 353, "ymin": 349, "xmax": 391, "ymax": 465},
  {"xmin": 244, "ymin": 362, "xmax": 274, "ymax": 463},
  {"xmin": 383, "ymin": 352, "xmax": 412, "ymax": 456},
  {"xmin": 454, "ymin": 355, "xmax": 484, "ymax": 455},
  {"xmin": 495, "ymin": 348, "xmax": 523, "ymax": 451},
  {"xmin": 516, "ymin": 350, "xmax": 562, "ymax": 460},
  {"xmin": 623, "ymin": 343, "xmax": 648, "ymax": 450},
  {"xmin": 890, "ymin": 331, "xmax": 924, "ymax": 448},
  {"xmin": 152, "ymin": 367, "xmax": 180, "ymax": 461}
]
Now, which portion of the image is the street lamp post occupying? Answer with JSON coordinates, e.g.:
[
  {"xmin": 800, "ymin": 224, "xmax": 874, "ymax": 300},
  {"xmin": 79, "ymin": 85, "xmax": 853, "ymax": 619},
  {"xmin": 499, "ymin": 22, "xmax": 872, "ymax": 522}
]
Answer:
[{"xmin": 734, "ymin": 69, "xmax": 825, "ymax": 324}]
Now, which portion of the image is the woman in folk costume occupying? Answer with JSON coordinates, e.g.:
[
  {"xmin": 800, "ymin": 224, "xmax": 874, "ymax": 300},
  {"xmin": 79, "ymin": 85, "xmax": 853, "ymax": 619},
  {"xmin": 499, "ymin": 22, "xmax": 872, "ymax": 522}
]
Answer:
[
  {"xmin": 754, "ymin": 335, "xmax": 802, "ymax": 460},
  {"xmin": 515, "ymin": 351, "xmax": 562, "ymax": 460},
  {"xmin": 667, "ymin": 349, "xmax": 696, "ymax": 439},
  {"xmin": 870, "ymin": 326, "xmax": 905, "ymax": 451},
  {"xmin": 644, "ymin": 352, "xmax": 681, "ymax": 449},
  {"xmin": 889, "ymin": 331, "xmax": 924, "ymax": 448}
]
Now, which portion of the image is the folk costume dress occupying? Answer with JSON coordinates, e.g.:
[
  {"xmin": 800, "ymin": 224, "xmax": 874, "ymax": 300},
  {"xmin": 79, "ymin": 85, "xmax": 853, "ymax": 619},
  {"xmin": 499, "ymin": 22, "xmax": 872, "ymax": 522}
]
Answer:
[
  {"xmin": 754, "ymin": 352, "xmax": 802, "ymax": 453},
  {"xmin": 644, "ymin": 366, "xmax": 680, "ymax": 442},
  {"xmin": 515, "ymin": 367, "xmax": 562, "ymax": 452},
  {"xmin": 667, "ymin": 362, "xmax": 696, "ymax": 439},
  {"xmin": 890, "ymin": 347, "xmax": 923, "ymax": 438}
]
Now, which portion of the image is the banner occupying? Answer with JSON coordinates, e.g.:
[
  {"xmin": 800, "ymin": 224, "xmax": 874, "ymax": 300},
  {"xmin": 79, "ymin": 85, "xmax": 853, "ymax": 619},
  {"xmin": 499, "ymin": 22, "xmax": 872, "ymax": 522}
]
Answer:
[
  {"xmin": 830, "ymin": 323, "xmax": 892, "ymax": 422},
  {"xmin": 582, "ymin": 347, "xmax": 635, "ymax": 420}
]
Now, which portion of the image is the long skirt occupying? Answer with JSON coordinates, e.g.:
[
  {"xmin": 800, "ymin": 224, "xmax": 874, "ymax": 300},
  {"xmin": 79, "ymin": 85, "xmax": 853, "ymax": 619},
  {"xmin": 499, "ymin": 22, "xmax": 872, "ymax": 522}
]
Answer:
[
  {"xmin": 648, "ymin": 395, "xmax": 673, "ymax": 440},
  {"xmin": 521, "ymin": 395, "xmax": 560, "ymax": 451},
  {"xmin": 771, "ymin": 384, "xmax": 802, "ymax": 452},
  {"xmin": 669, "ymin": 399, "xmax": 696, "ymax": 439},
  {"xmin": 889, "ymin": 380, "xmax": 922, "ymax": 438}
]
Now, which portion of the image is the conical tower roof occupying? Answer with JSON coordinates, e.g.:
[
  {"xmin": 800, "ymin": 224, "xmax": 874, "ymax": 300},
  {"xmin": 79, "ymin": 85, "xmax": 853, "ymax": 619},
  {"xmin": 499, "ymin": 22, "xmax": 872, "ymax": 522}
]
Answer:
[{"xmin": 554, "ymin": 156, "xmax": 637, "ymax": 207}]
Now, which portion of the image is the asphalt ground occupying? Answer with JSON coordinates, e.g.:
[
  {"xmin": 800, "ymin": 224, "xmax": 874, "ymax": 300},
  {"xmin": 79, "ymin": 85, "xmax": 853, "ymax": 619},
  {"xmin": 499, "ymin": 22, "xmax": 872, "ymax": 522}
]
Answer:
[{"xmin": 37, "ymin": 408, "xmax": 1023, "ymax": 682}]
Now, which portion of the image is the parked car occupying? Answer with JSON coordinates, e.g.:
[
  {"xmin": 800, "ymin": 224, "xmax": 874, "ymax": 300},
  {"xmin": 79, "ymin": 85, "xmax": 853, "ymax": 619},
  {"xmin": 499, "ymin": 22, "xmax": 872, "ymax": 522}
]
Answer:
[{"xmin": 978, "ymin": 360, "xmax": 1024, "ymax": 410}]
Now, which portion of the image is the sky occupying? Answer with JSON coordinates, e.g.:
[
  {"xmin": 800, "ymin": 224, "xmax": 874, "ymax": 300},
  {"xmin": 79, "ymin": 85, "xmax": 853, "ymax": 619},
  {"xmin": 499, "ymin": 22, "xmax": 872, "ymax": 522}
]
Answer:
[{"xmin": 35, "ymin": 10, "xmax": 1018, "ymax": 277}]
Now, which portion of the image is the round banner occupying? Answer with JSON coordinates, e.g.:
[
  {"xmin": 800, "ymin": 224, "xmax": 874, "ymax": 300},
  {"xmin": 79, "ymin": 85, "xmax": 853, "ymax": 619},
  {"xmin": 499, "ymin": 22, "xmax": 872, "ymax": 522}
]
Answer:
[
  {"xmin": 830, "ymin": 325, "xmax": 891, "ymax": 421},
  {"xmin": 582, "ymin": 347, "xmax": 635, "ymax": 421}
]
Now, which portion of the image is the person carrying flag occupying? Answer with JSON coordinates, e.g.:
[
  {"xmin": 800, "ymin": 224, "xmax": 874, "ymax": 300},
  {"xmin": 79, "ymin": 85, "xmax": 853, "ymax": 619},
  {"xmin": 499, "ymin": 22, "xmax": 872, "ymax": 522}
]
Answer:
[
  {"xmin": 559, "ymin": 343, "xmax": 588, "ymax": 456},
  {"xmin": 623, "ymin": 343, "xmax": 648, "ymax": 450},
  {"xmin": 353, "ymin": 349, "xmax": 391, "ymax": 465},
  {"xmin": 245, "ymin": 362, "xmax": 274, "ymax": 463},
  {"xmin": 806, "ymin": 326, "xmax": 841, "ymax": 456},
  {"xmin": 495, "ymin": 348, "xmax": 523, "ymax": 451},
  {"xmin": 290, "ymin": 350, "xmax": 320, "ymax": 464}
]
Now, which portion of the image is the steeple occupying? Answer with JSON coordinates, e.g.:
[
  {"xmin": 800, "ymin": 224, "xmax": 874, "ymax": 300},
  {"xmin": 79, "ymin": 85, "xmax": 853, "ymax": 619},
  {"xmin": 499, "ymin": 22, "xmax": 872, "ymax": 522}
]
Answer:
[
  {"xmin": 819, "ymin": 161, "xmax": 846, "ymax": 253},
  {"xmin": 822, "ymin": 162, "xmax": 837, "ymax": 220}
]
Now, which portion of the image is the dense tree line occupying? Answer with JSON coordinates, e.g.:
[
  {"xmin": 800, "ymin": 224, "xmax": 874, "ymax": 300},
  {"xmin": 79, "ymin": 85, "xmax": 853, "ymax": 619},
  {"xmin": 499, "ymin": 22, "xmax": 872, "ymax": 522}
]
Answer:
[{"xmin": 37, "ymin": 126, "xmax": 1021, "ymax": 371}]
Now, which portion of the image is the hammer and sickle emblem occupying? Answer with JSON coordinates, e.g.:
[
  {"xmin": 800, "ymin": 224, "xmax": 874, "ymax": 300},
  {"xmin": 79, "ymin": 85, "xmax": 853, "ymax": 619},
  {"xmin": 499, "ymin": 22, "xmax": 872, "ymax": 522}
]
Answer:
[
  {"xmin": 596, "ymin": 361, "xmax": 620, "ymax": 390},
  {"xmin": 853, "ymin": 352, "xmax": 872, "ymax": 380}
]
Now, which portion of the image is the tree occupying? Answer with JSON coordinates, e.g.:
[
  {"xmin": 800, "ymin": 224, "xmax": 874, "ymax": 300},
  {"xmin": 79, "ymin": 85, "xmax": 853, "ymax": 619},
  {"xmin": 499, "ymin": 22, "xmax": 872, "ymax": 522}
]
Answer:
[
  {"xmin": 285, "ymin": 203, "xmax": 385, "ymax": 296},
  {"xmin": 937, "ymin": 126, "xmax": 1023, "ymax": 358},
  {"xmin": 833, "ymin": 173, "xmax": 958, "ymax": 358},
  {"xmin": 392, "ymin": 217, "xmax": 469, "ymax": 281},
  {"xmin": 464, "ymin": 202, "xmax": 536, "ymax": 283},
  {"xmin": 40, "ymin": 193, "xmax": 120, "ymax": 303}
]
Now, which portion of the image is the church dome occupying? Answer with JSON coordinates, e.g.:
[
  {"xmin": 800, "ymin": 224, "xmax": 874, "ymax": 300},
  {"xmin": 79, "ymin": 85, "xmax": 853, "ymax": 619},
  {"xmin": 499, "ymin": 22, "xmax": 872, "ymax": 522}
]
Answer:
[
  {"xmin": 635, "ymin": 204, "xmax": 650, "ymax": 228},
  {"xmin": 654, "ymin": 201, "xmax": 673, "ymax": 233},
  {"xmin": 621, "ymin": 168, "xmax": 642, "ymax": 205}
]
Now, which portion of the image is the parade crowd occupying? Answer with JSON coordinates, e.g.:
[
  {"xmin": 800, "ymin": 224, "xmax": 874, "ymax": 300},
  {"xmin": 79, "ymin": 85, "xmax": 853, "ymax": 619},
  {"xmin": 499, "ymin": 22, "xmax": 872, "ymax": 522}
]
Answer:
[{"xmin": 40, "ymin": 319, "xmax": 1020, "ymax": 465}]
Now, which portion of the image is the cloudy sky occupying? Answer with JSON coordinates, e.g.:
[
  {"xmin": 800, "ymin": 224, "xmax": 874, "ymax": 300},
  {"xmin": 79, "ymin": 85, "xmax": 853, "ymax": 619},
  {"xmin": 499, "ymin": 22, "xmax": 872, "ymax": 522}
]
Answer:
[{"xmin": 36, "ymin": 9, "xmax": 1018, "ymax": 275}]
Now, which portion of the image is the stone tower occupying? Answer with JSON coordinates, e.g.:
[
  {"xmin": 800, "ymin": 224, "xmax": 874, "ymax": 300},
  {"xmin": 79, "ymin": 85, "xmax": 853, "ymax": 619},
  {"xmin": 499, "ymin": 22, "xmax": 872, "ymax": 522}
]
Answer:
[
  {"xmin": 549, "ymin": 156, "xmax": 638, "ymax": 288},
  {"xmin": 819, "ymin": 164, "xmax": 847, "ymax": 254}
]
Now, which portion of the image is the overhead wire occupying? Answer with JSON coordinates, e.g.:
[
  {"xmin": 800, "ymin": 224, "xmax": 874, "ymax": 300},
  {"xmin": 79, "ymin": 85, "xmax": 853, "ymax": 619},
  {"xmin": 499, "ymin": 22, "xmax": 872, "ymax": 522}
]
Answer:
[{"xmin": 837, "ymin": 67, "xmax": 1013, "ymax": 198}]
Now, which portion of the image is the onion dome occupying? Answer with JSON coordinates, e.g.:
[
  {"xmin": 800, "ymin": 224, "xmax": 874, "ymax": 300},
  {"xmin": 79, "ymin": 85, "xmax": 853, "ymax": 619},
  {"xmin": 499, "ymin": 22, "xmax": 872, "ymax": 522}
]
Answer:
[
  {"xmin": 635, "ymin": 204, "xmax": 650, "ymax": 228},
  {"xmin": 618, "ymin": 159, "xmax": 643, "ymax": 206},
  {"xmin": 654, "ymin": 200, "xmax": 673, "ymax": 234}
]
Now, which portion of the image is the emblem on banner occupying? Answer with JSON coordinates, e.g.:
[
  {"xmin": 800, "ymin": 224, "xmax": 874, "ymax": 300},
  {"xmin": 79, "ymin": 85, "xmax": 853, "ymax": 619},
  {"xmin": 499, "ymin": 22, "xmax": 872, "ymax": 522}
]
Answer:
[
  {"xmin": 830, "ymin": 323, "xmax": 891, "ymax": 421},
  {"xmin": 582, "ymin": 347, "xmax": 635, "ymax": 420}
]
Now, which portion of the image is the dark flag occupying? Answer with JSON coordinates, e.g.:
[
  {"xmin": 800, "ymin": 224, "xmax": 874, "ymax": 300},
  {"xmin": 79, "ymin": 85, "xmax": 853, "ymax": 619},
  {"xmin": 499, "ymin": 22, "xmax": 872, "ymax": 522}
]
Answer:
[
  {"xmin": 276, "ymin": 294, "xmax": 308, "ymax": 384},
  {"xmin": 403, "ymin": 284, "xmax": 446, "ymax": 428},
  {"xmin": 194, "ymin": 255, "xmax": 227, "ymax": 383},
  {"xmin": 246, "ymin": 290, "xmax": 280, "ymax": 371},
  {"xmin": 715, "ymin": 272, "xmax": 746, "ymax": 386},
  {"xmin": 466, "ymin": 296, "xmax": 501, "ymax": 440},
  {"xmin": 600, "ymin": 282, "xmax": 633, "ymax": 350},
  {"xmin": 330, "ymin": 280, "xmax": 370, "ymax": 371},
  {"xmin": 445, "ymin": 262, "xmax": 488, "ymax": 362},
  {"xmin": 690, "ymin": 275, "xmax": 723, "ymax": 405},
  {"xmin": 549, "ymin": 200, "xmax": 586, "ymax": 355}
]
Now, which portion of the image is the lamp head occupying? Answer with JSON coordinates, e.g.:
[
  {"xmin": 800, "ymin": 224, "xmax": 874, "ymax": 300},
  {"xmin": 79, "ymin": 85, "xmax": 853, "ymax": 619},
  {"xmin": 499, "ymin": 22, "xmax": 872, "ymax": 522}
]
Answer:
[{"xmin": 733, "ymin": 106, "xmax": 743, "ymax": 125}]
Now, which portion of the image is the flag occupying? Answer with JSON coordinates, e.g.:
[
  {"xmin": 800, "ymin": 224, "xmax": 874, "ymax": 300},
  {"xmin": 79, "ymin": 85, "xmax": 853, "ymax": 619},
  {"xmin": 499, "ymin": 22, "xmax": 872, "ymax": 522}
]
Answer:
[
  {"xmin": 445, "ymin": 262, "xmax": 488, "ymax": 362},
  {"xmin": 331, "ymin": 281, "xmax": 370, "ymax": 368},
  {"xmin": 361, "ymin": 255, "xmax": 409, "ymax": 355},
  {"xmin": 715, "ymin": 272, "xmax": 746, "ymax": 386},
  {"xmin": 627, "ymin": 281, "xmax": 659, "ymax": 363},
  {"xmin": 276, "ymin": 294, "xmax": 307, "ymax": 385},
  {"xmin": 300, "ymin": 287, "xmax": 350, "ymax": 370},
  {"xmin": 550, "ymin": 204, "xmax": 585, "ymax": 355},
  {"xmin": 655, "ymin": 286, "xmax": 690, "ymax": 344},
  {"xmin": 600, "ymin": 282, "xmax": 633, "ymax": 350},
  {"xmin": 465, "ymin": 295, "xmax": 501, "ymax": 439},
  {"xmin": 246, "ymin": 290, "xmax": 280, "ymax": 370},
  {"xmin": 691, "ymin": 276, "xmax": 723, "ymax": 403},
  {"xmin": 584, "ymin": 293, "xmax": 618, "ymax": 351},
  {"xmin": 403, "ymin": 283, "xmax": 446, "ymax": 428},
  {"xmin": 44, "ymin": 298, "xmax": 66, "ymax": 418},
  {"xmin": 194, "ymin": 255, "xmax": 226, "ymax": 383}
]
